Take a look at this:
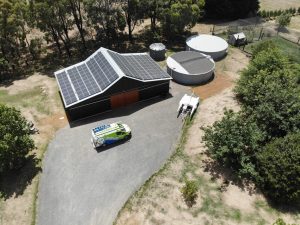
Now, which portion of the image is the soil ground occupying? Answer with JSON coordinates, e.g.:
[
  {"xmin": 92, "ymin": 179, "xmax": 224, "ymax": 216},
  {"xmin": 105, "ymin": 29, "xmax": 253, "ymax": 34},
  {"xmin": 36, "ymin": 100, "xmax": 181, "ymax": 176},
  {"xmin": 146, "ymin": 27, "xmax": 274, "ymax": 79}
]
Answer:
[
  {"xmin": 114, "ymin": 48, "xmax": 300, "ymax": 225},
  {"xmin": 0, "ymin": 74, "xmax": 66, "ymax": 225}
]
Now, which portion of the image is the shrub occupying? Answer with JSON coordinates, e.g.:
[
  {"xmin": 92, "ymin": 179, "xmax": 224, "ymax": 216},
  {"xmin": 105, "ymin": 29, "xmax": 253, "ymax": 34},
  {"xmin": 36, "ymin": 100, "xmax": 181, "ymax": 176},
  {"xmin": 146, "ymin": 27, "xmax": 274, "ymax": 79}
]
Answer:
[
  {"xmin": 0, "ymin": 104, "xmax": 35, "ymax": 173},
  {"xmin": 203, "ymin": 110, "xmax": 265, "ymax": 178},
  {"xmin": 256, "ymin": 133, "xmax": 300, "ymax": 204},
  {"xmin": 273, "ymin": 218, "xmax": 297, "ymax": 225},
  {"xmin": 181, "ymin": 180, "xmax": 198, "ymax": 207},
  {"xmin": 260, "ymin": 10, "xmax": 266, "ymax": 18}
]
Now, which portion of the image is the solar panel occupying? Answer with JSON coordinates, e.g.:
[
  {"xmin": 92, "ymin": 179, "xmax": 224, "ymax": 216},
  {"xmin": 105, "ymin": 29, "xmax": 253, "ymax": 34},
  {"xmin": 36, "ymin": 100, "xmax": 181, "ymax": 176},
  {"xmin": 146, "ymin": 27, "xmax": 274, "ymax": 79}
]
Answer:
[
  {"xmin": 86, "ymin": 58, "xmax": 110, "ymax": 90},
  {"xmin": 108, "ymin": 51, "xmax": 170, "ymax": 81},
  {"xmin": 94, "ymin": 52, "xmax": 119, "ymax": 83},
  {"xmin": 77, "ymin": 64, "xmax": 101, "ymax": 96},
  {"xmin": 108, "ymin": 51, "xmax": 133, "ymax": 76},
  {"xmin": 56, "ymin": 71, "xmax": 78, "ymax": 106},
  {"xmin": 67, "ymin": 67, "xmax": 90, "ymax": 100}
]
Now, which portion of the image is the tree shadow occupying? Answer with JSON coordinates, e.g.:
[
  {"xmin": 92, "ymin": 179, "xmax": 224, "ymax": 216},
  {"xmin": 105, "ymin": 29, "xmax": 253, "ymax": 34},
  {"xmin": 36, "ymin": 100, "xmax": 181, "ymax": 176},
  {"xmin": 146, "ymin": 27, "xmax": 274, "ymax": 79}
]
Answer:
[
  {"xmin": 201, "ymin": 152, "xmax": 300, "ymax": 214},
  {"xmin": 201, "ymin": 153, "xmax": 257, "ymax": 195},
  {"xmin": 0, "ymin": 155, "xmax": 41, "ymax": 200},
  {"xmin": 264, "ymin": 197, "xmax": 300, "ymax": 215}
]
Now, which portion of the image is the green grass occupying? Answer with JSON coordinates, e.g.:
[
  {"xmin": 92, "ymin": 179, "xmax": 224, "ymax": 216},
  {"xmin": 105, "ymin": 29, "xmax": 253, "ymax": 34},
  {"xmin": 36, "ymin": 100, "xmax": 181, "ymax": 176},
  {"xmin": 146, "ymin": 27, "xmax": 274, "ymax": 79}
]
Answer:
[
  {"xmin": 245, "ymin": 37, "xmax": 300, "ymax": 63},
  {"xmin": 0, "ymin": 87, "xmax": 50, "ymax": 114},
  {"xmin": 30, "ymin": 178, "xmax": 39, "ymax": 225}
]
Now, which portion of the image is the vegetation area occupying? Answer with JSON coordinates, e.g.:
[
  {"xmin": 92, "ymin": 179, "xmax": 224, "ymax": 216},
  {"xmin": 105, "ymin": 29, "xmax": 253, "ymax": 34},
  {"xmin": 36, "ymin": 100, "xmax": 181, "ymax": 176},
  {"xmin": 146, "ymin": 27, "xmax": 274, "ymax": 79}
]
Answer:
[
  {"xmin": 245, "ymin": 37, "xmax": 300, "ymax": 64},
  {"xmin": 203, "ymin": 41, "xmax": 300, "ymax": 205},
  {"xmin": 0, "ymin": 0, "xmax": 263, "ymax": 82},
  {"xmin": 0, "ymin": 104, "xmax": 35, "ymax": 173}
]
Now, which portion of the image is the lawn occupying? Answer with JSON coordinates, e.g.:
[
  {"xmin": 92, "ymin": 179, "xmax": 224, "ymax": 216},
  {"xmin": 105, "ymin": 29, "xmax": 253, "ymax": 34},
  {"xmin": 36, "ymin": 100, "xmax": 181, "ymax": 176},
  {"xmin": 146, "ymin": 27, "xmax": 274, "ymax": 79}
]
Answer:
[{"xmin": 245, "ymin": 37, "xmax": 300, "ymax": 63}]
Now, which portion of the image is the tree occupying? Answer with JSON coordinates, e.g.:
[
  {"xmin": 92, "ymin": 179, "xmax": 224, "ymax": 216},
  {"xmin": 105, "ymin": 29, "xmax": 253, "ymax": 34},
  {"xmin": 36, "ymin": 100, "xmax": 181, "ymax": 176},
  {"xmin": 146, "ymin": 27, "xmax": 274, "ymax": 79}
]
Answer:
[
  {"xmin": 235, "ymin": 47, "xmax": 300, "ymax": 138},
  {"xmin": 205, "ymin": 0, "xmax": 259, "ymax": 19},
  {"xmin": 160, "ymin": 0, "xmax": 204, "ymax": 39},
  {"xmin": 256, "ymin": 133, "xmax": 300, "ymax": 204},
  {"xmin": 84, "ymin": 0, "xmax": 126, "ymax": 47},
  {"xmin": 0, "ymin": 104, "xmax": 35, "ymax": 173},
  {"xmin": 35, "ymin": 0, "xmax": 73, "ymax": 57},
  {"xmin": 140, "ymin": 0, "xmax": 164, "ymax": 32},
  {"xmin": 121, "ymin": 0, "xmax": 144, "ymax": 41},
  {"xmin": 67, "ymin": 0, "xmax": 86, "ymax": 49},
  {"xmin": 276, "ymin": 13, "xmax": 291, "ymax": 34},
  {"xmin": 203, "ymin": 110, "xmax": 265, "ymax": 178}
]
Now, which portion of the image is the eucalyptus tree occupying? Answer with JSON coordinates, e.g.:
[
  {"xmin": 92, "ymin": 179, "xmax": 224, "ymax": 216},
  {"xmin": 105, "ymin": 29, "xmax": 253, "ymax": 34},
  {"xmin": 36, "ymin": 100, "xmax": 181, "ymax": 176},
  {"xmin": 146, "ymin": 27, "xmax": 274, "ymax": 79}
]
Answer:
[
  {"xmin": 35, "ymin": 0, "xmax": 73, "ymax": 57},
  {"xmin": 120, "ymin": 0, "xmax": 145, "ymax": 41},
  {"xmin": 160, "ymin": 0, "xmax": 205, "ymax": 39},
  {"xmin": 84, "ymin": 0, "xmax": 126, "ymax": 47},
  {"xmin": 67, "ymin": 0, "xmax": 86, "ymax": 49}
]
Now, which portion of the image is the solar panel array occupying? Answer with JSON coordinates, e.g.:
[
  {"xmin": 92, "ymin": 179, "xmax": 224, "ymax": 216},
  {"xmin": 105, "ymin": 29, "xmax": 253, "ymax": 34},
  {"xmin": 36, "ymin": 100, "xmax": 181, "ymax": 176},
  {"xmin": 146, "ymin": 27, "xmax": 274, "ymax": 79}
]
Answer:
[
  {"xmin": 56, "ymin": 51, "xmax": 119, "ymax": 107},
  {"xmin": 108, "ymin": 51, "xmax": 170, "ymax": 80},
  {"xmin": 56, "ymin": 48, "xmax": 171, "ymax": 108}
]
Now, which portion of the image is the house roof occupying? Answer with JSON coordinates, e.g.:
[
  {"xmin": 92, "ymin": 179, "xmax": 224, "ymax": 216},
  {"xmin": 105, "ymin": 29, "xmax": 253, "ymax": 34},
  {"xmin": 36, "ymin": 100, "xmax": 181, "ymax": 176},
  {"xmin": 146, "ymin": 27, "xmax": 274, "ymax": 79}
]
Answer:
[{"xmin": 54, "ymin": 48, "xmax": 171, "ymax": 108}]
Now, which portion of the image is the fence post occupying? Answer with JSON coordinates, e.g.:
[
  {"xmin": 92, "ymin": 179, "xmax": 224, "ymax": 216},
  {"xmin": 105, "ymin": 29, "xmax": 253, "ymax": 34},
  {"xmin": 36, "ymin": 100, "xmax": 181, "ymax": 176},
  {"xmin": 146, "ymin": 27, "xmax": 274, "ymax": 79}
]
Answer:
[
  {"xmin": 212, "ymin": 25, "xmax": 215, "ymax": 35},
  {"xmin": 259, "ymin": 28, "xmax": 263, "ymax": 40}
]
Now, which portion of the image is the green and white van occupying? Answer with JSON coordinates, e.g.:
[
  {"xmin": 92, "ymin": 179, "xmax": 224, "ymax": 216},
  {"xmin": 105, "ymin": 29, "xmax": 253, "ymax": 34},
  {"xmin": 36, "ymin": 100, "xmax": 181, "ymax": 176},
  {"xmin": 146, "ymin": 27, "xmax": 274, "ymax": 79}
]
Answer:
[{"xmin": 91, "ymin": 122, "xmax": 131, "ymax": 148}]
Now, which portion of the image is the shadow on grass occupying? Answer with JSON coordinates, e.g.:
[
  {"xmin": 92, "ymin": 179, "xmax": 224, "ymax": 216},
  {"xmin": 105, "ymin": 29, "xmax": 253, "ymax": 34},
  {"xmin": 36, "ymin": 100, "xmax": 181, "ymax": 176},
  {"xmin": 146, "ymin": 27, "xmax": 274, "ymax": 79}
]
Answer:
[
  {"xmin": 202, "ymin": 155, "xmax": 300, "ymax": 215},
  {"xmin": 201, "ymin": 157, "xmax": 257, "ymax": 195},
  {"xmin": 0, "ymin": 155, "xmax": 41, "ymax": 200}
]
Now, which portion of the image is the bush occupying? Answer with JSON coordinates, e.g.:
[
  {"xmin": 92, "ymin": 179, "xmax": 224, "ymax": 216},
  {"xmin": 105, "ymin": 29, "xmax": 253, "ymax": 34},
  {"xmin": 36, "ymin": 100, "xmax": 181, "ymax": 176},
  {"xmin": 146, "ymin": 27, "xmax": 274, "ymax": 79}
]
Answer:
[
  {"xmin": 256, "ymin": 133, "xmax": 300, "ymax": 204},
  {"xmin": 273, "ymin": 218, "xmax": 297, "ymax": 225},
  {"xmin": 235, "ymin": 47, "xmax": 300, "ymax": 138},
  {"xmin": 181, "ymin": 180, "xmax": 198, "ymax": 207},
  {"xmin": 250, "ymin": 40, "xmax": 276, "ymax": 57},
  {"xmin": 260, "ymin": 10, "xmax": 266, "ymax": 18},
  {"xmin": 0, "ymin": 104, "xmax": 35, "ymax": 173},
  {"xmin": 203, "ymin": 110, "xmax": 265, "ymax": 178}
]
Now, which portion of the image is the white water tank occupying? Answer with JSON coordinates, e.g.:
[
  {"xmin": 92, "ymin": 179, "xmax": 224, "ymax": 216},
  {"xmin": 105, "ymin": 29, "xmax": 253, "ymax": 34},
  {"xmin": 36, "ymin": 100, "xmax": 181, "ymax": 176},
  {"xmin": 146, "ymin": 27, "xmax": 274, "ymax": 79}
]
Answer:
[{"xmin": 186, "ymin": 34, "xmax": 228, "ymax": 60}]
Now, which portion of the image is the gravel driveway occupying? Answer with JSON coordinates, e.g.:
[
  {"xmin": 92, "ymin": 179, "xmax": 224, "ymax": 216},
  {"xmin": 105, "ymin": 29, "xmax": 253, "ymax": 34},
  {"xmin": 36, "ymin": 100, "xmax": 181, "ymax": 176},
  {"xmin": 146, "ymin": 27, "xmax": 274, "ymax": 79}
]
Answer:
[{"xmin": 37, "ymin": 82, "xmax": 188, "ymax": 225}]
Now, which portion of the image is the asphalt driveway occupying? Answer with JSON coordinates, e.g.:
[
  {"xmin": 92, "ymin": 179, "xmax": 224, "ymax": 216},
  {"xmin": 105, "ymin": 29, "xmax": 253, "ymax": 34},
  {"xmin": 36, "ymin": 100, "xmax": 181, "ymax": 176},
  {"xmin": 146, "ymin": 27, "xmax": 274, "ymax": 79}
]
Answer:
[{"xmin": 37, "ymin": 82, "xmax": 188, "ymax": 225}]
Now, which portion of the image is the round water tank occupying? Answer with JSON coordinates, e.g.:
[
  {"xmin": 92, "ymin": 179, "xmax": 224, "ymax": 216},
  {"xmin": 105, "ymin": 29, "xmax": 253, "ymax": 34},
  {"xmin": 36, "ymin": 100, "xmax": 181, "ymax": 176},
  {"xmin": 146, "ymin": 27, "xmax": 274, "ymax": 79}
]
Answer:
[
  {"xmin": 166, "ymin": 51, "xmax": 215, "ymax": 85},
  {"xmin": 186, "ymin": 34, "xmax": 228, "ymax": 60},
  {"xmin": 149, "ymin": 43, "xmax": 166, "ymax": 61}
]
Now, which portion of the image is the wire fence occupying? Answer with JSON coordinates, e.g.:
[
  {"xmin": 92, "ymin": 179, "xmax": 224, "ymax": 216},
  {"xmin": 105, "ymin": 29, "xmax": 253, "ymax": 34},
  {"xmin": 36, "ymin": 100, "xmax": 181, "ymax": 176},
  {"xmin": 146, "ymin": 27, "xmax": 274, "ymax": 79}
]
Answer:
[{"xmin": 211, "ymin": 19, "xmax": 300, "ymax": 46}]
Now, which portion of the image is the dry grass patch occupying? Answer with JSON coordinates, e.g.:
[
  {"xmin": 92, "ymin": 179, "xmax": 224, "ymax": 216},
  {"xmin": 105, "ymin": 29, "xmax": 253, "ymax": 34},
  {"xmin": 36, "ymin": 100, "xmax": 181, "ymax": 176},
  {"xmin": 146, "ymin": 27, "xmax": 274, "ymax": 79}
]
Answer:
[
  {"xmin": 260, "ymin": 0, "xmax": 300, "ymax": 10},
  {"xmin": 0, "ymin": 74, "xmax": 66, "ymax": 225}
]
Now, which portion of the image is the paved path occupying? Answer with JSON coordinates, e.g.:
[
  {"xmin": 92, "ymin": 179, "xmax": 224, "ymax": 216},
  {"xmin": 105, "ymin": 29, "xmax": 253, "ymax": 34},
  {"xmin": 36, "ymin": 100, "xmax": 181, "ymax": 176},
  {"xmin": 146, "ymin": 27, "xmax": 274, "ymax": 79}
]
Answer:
[{"xmin": 37, "ymin": 83, "xmax": 187, "ymax": 225}]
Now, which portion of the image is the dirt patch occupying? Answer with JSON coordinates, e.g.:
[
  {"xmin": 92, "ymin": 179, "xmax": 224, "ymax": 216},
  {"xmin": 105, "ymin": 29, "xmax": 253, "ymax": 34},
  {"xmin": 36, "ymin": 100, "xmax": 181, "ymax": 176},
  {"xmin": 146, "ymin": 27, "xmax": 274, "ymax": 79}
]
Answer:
[
  {"xmin": 192, "ymin": 73, "xmax": 233, "ymax": 100},
  {"xmin": 192, "ymin": 47, "xmax": 250, "ymax": 100}
]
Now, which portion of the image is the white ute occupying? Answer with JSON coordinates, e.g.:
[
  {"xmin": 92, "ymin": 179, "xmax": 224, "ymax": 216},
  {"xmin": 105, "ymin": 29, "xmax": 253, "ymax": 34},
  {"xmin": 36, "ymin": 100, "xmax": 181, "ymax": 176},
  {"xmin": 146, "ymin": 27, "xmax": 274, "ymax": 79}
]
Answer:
[{"xmin": 177, "ymin": 94, "xmax": 200, "ymax": 119}]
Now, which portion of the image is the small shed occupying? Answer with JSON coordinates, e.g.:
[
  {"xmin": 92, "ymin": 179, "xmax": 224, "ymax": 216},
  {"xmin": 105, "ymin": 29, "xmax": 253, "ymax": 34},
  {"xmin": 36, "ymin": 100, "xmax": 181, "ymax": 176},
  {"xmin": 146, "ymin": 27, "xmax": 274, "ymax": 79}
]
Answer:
[{"xmin": 228, "ymin": 32, "xmax": 247, "ymax": 46}]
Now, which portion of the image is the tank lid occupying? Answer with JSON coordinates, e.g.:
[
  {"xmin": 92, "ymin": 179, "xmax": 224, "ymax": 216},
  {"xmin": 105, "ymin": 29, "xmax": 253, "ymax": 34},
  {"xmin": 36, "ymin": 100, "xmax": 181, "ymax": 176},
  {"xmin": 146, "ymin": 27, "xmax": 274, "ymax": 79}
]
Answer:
[{"xmin": 149, "ymin": 43, "xmax": 166, "ymax": 51}]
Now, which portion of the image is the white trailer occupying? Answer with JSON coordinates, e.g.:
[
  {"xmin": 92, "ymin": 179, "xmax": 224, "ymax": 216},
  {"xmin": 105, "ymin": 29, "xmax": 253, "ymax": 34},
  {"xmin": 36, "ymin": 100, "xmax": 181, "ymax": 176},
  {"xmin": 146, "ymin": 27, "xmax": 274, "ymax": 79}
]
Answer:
[{"xmin": 177, "ymin": 94, "xmax": 200, "ymax": 119}]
